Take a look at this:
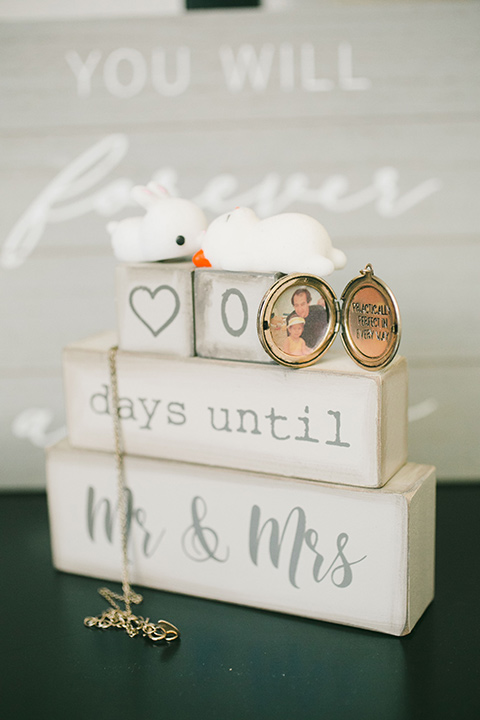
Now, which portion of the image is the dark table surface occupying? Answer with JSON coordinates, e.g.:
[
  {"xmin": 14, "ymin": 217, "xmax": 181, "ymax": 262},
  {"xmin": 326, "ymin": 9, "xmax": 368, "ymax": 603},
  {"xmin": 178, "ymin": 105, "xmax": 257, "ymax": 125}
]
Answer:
[{"xmin": 1, "ymin": 485, "xmax": 479, "ymax": 720}]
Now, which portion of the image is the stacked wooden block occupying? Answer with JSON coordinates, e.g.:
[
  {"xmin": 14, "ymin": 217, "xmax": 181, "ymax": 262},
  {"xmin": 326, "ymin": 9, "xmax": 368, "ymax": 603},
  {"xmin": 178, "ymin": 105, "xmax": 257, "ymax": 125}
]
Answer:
[{"xmin": 47, "ymin": 262, "xmax": 435, "ymax": 636}]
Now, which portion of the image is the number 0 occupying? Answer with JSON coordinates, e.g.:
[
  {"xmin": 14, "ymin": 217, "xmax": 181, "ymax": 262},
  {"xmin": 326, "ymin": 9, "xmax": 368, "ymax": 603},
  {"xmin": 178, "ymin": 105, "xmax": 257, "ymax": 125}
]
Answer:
[{"xmin": 221, "ymin": 288, "xmax": 248, "ymax": 337}]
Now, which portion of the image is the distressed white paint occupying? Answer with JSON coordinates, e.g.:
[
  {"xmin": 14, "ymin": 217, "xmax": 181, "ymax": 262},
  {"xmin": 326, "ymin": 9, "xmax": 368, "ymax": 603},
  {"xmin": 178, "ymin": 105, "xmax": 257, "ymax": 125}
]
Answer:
[
  {"xmin": 194, "ymin": 269, "xmax": 280, "ymax": 363},
  {"xmin": 116, "ymin": 262, "xmax": 195, "ymax": 356},
  {"xmin": 46, "ymin": 440, "xmax": 436, "ymax": 636},
  {"xmin": 63, "ymin": 331, "xmax": 408, "ymax": 487},
  {"xmin": 1, "ymin": 2, "xmax": 479, "ymax": 489}
]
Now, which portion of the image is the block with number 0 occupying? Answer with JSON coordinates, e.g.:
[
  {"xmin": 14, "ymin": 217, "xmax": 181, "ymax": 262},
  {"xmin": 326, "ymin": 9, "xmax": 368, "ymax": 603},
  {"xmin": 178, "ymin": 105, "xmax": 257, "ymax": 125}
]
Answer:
[{"xmin": 194, "ymin": 268, "xmax": 281, "ymax": 363}]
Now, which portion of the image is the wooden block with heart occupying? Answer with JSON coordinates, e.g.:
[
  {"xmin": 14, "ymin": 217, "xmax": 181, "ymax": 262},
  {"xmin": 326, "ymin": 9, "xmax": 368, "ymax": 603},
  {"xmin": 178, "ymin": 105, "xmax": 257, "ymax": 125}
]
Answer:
[{"xmin": 116, "ymin": 262, "xmax": 194, "ymax": 356}]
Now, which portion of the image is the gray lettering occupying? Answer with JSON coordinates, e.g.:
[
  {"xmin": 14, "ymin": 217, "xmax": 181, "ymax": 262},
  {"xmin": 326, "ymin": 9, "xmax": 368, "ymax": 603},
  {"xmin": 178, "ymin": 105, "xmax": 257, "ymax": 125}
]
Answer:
[
  {"xmin": 90, "ymin": 384, "xmax": 110, "ymax": 415},
  {"xmin": 87, "ymin": 486, "xmax": 114, "ymax": 542},
  {"xmin": 249, "ymin": 505, "xmax": 306, "ymax": 588},
  {"xmin": 86, "ymin": 486, "xmax": 164, "ymax": 558},
  {"xmin": 328, "ymin": 533, "xmax": 366, "ymax": 588},
  {"xmin": 135, "ymin": 508, "xmax": 165, "ymax": 558},
  {"xmin": 325, "ymin": 410, "xmax": 350, "ymax": 447},
  {"xmin": 295, "ymin": 406, "xmax": 319, "ymax": 443},
  {"xmin": 237, "ymin": 408, "xmax": 261, "ymax": 435},
  {"xmin": 117, "ymin": 396, "xmax": 136, "ymax": 421},
  {"xmin": 86, "ymin": 486, "xmax": 133, "ymax": 542},
  {"xmin": 265, "ymin": 407, "xmax": 290, "ymax": 440},
  {"xmin": 208, "ymin": 407, "xmax": 232, "ymax": 432},
  {"xmin": 221, "ymin": 288, "xmax": 248, "ymax": 337},
  {"xmin": 249, "ymin": 505, "xmax": 366, "ymax": 589},
  {"xmin": 138, "ymin": 397, "xmax": 161, "ymax": 430},
  {"xmin": 304, "ymin": 528, "xmax": 325, "ymax": 579},
  {"xmin": 182, "ymin": 496, "xmax": 229, "ymax": 563},
  {"xmin": 167, "ymin": 401, "xmax": 186, "ymax": 425}
]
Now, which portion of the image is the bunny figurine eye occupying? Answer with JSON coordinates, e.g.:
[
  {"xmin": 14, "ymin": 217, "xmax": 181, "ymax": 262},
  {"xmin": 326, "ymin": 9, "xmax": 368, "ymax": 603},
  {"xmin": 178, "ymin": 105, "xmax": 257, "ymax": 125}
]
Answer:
[{"xmin": 176, "ymin": 235, "xmax": 185, "ymax": 246}]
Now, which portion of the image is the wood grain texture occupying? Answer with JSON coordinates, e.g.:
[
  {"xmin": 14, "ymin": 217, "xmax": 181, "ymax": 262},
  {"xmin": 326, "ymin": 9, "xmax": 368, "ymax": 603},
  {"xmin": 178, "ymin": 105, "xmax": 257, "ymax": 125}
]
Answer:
[
  {"xmin": 194, "ymin": 268, "xmax": 281, "ymax": 363},
  {"xmin": 405, "ymin": 462, "xmax": 436, "ymax": 633},
  {"xmin": 1, "ymin": 6, "xmax": 478, "ymax": 131},
  {"xmin": 0, "ymin": 122, "xmax": 478, "ymax": 255},
  {"xmin": 63, "ymin": 330, "xmax": 408, "ymax": 487},
  {"xmin": 46, "ymin": 439, "xmax": 435, "ymax": 636},
  {"xmin": 1, "ymin": 2, "xmax": 479, "ymax": 487}
]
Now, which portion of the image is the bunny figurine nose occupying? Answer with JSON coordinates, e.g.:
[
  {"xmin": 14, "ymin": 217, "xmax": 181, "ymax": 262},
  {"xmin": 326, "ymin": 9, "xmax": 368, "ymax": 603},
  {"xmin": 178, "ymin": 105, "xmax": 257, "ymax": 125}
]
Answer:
[
  {"xmin": 193, "ymin": 249, "xmax": 211, "ymax": 267},
  {"xmin": 176, "ymin": 235, "xmax": 185, "ymax": 246}
]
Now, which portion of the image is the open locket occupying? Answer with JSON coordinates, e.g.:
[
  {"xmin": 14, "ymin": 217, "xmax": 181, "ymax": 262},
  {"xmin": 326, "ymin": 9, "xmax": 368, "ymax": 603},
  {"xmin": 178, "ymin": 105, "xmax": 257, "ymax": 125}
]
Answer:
[{"xmin": 257, "ymin": 264, "xmax": 401, "ymax": 370}]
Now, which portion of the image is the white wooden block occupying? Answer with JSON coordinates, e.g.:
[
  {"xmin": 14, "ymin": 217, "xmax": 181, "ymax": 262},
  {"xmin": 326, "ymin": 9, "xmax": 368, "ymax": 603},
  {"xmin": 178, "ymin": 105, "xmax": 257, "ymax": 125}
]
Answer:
[
  {"xmin": 63, "ymin": 331, "xmax": 408, "ymax": 488},
  {"xmin": 116, "ymin": 262, "xmax": 194, "ymax": 356},
  {"xmin": 46, "ymin": 440, "xmax": 435, "ymax": 637},
  {"xmin": 194, "ymin": 269, "xmax": 281, "ymax": 363}
]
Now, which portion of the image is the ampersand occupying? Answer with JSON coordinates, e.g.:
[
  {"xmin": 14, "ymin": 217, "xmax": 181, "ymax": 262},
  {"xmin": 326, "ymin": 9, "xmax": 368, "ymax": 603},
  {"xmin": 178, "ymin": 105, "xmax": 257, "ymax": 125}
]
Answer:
[{"xmin": 181, "ymin": 496, "xmax": 229, "ymax": 563}]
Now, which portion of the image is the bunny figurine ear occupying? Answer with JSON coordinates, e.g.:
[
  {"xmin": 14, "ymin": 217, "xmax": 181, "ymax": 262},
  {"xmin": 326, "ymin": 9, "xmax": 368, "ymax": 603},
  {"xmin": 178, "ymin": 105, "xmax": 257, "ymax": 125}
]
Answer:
[
  {"xmin": 131, "ymin": 185, "xmax": 159, "ymax": 210},
  {"xmin": 146, "ymin": 182, "xmax": 170, "ymax": 199}
]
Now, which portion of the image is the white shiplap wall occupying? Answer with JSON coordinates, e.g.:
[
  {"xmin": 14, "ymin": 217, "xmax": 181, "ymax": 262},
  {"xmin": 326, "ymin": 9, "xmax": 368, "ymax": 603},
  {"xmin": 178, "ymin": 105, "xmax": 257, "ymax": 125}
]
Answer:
[{"xmin": 1, "ymin": 1, "xmax": 479, "ymax": 488}]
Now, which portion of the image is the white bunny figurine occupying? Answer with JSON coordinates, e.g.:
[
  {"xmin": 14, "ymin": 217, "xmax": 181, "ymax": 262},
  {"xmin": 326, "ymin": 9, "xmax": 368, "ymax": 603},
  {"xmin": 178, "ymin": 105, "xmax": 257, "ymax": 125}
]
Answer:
[
  {"xmin": 193, "ymin": 206, "xmax": 346, "ymax": 277},
  {"xmin": 108, "ymin": 182, "xmax": 207, "ymax": 262}
]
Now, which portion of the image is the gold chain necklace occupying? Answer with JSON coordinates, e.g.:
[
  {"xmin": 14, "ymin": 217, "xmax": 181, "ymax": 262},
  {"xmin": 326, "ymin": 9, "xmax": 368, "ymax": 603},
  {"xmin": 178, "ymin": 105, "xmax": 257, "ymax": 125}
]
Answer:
[{"xmin": 84, "ymin": 346, "xmax": 180, "ymax": 643}]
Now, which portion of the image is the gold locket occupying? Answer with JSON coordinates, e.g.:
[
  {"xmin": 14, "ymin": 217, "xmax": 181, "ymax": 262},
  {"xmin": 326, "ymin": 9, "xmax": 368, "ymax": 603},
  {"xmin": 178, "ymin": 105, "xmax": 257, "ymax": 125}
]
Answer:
[{"xmin": 257, "ymin": 264, "xmax": 401, "ymax": 370}]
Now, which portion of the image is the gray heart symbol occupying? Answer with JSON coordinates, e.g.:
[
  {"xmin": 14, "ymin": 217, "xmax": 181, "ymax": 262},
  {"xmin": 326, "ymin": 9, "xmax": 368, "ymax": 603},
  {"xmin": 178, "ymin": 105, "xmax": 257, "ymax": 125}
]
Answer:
[{"xmin": 129, "ymin": 285, "xmax": 181, "ymax": 337}]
